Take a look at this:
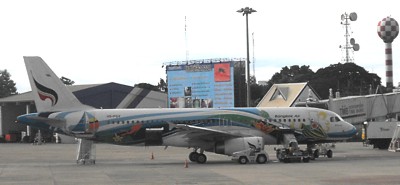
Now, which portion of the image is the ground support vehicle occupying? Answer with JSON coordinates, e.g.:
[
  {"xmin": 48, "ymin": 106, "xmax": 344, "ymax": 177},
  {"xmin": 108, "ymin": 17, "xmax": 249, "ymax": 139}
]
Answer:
[
  {"xmin": 275, "ymin": 133, "xmax": 311, "ymax": 163},
  {"xmin": 367, "ymin": 121, "xmax": 397, "ymax": 149},
  {"xmin": 231, "ymin": 137, "xmax": 268, "ymax": 164},
  {"xmin": 232, "ymin": 148, "xmax": 269, "ymax": 164}
]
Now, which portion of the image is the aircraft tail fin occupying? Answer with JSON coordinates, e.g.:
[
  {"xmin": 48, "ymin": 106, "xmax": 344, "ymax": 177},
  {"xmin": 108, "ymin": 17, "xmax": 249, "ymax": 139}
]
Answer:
[{"xmin": 24, "ymin": 56, "xmax": 93, "ymax": 112}]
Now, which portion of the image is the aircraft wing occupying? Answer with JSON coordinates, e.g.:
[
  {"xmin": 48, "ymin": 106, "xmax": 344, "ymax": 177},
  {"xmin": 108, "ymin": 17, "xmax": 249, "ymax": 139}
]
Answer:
[{"xmin": 175, "ymin": 124, "xmax": 244, "ymax": 141}]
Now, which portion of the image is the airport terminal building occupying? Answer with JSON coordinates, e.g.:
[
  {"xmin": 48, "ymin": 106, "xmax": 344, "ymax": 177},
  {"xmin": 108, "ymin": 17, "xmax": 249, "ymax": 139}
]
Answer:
[{"xmin": 0, "ymin": 82, "xmax": 167, "ymax": 141}]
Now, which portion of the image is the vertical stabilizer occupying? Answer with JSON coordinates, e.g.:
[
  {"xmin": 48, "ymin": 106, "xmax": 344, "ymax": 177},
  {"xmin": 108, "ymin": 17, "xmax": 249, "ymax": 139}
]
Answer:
[{"xmin": 24, "ymin": 56, "xmax": 93, "ymax": 112}]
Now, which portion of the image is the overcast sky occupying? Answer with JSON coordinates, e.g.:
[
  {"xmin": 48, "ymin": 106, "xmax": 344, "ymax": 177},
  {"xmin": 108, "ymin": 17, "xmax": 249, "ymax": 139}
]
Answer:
[{"xmin": 1, "ymin": 0, "xmax": 400, "ymax": 93}]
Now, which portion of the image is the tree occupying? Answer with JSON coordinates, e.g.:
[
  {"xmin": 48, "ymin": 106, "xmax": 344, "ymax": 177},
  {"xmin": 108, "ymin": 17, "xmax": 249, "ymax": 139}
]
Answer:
[
  {"xmin": 157, "ymin": 78, "xmax": 167, "ymax": 92},
  {"xmin": 60, "ymin": 76, "xmax": 75, "ymax": 86},
  {"xmin": 262, "ymin": 63, "xmax": 381, "ymax": 100},
  {"xmin": 250, "ymin": 77, "xmax": 270, "ymax": 106},
  {"xmin": 269, "ymin": 65, "xmax": 314, "ymax": 84},
  {"xmin": 309, "ymin": 63, "xmax": 381, "ymax": 99},
  {"xmin": 234, "ymin": 61, "xmax": 247, "ymax": 107},
  {"xmin": 135, "ymin": 83, "xmax": 159, "ymax": 91},
  {"xmin": 0, "ymin": 70, "xmax": 18, "ymax": 98}
]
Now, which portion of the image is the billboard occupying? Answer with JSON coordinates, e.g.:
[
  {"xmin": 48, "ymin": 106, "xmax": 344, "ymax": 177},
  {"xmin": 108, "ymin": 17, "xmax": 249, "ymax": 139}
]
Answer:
[{"xmin": 167, "ymin": 61, "xmax": 234, "ymax": 108}]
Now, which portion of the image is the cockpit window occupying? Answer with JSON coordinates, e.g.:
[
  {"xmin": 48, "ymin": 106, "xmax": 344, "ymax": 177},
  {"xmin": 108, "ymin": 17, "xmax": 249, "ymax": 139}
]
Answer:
[{"xmin": 330, "ymin": 117, "xmax": 341, "ymax": 122}]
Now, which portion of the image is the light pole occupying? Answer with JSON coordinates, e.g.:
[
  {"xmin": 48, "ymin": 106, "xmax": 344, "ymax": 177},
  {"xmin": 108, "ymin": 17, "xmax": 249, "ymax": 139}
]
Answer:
[{"xmin": 237, "ymin": 7, "xmax": 256, "ymax": 107}]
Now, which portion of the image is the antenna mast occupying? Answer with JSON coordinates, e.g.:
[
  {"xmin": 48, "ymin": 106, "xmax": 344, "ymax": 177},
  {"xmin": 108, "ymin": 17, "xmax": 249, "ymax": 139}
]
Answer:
[
  {"xmin": 340, "ymin": 12, "xmax": 360, "ymax": 63},
  {"xmin": 185, "ymin": 16, "xmax": 189, "ymax": 61}
]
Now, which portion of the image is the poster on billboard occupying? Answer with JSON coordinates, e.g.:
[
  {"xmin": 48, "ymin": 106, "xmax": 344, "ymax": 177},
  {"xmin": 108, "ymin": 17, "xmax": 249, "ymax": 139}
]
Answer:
[{"xmin": 167, "ymin": 61, "xmax": 234, "ymax": 108}]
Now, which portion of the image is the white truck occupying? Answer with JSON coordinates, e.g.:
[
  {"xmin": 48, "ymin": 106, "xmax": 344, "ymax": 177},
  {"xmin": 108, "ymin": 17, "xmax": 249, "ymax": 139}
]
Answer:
[
  {"xmin": 366, "ymin": 121, "xmax": 398, "ymax": 149},
  {"xmin": 231, "ymin": 137, "xmax": 269, "ymax": 164}
]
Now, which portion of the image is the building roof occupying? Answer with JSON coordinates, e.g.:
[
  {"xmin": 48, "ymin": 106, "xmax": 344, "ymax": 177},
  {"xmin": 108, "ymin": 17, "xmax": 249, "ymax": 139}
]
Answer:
[
  {"xmin": 0, "ymin": 84, "xmax": 102, "ymax": 103},
  {"xmin": 257, "ymin": 82, "xmax": 311, "ymax": 107},
  {"xmin": 0, "ymin": 82, "xmax": 167, "ymax": 108}
]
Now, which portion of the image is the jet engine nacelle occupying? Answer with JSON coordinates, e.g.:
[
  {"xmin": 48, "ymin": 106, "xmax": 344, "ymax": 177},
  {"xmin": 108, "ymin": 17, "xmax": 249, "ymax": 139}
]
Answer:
[{"xmin": 213, "ymin": 137, "xmax": 264, "ymax": 156}]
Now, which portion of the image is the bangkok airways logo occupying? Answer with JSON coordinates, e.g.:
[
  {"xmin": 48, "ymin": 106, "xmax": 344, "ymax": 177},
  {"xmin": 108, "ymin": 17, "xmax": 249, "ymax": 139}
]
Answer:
[{"xmin": 33, "ymin": 77, "xmax": 58, "ymax": 106}]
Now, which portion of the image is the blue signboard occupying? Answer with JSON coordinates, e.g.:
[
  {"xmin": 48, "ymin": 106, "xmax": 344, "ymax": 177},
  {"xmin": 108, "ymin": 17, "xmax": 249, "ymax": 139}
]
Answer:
[{"xmin": 167, "ymin": 62, "xmax": 234, "ymax": 108}]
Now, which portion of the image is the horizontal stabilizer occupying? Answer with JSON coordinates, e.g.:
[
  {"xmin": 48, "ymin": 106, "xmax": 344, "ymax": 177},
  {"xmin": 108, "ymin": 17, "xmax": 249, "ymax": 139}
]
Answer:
[{"xmin": 25, "ymin": 116, "xmax": 66, "ymax": 129}]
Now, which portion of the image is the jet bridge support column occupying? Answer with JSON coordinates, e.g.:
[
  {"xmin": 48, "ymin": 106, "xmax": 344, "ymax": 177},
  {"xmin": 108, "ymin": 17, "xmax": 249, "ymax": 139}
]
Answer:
[
  {"xmin": 388, "ymin": 123, "xmax": 400, "ymax": 152},
  {"xmin": 76, "ymin": 139, "xmax": 96, "ymax": 164}
]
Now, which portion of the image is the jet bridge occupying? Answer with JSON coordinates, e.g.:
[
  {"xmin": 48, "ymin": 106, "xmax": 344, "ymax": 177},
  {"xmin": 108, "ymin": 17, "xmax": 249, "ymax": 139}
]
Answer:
[
  {"xmin": 297, "ymin": 92, "xmax": 400, "ymax": 124},
  {"xmin": 296, "ymin": 91, "xmax": 400, "ymax": 149},
  {"xmin": 328, "ymin": 92, "xmax": 400, "ymax": 124}
]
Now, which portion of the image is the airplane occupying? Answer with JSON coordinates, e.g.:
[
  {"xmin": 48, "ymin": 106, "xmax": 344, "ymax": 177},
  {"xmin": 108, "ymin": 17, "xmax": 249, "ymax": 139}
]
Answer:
[{"xmin": 17, "ymin": 56, "xmax": 357, "ymax": 164}]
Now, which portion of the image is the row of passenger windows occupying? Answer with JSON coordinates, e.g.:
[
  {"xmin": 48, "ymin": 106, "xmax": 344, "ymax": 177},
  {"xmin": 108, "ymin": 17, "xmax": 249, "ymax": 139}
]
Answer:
[
  {"xmin": 108, "ymin": 120, "xmax": 203, "ymax": 125},
  {"xmin": 109, "ymin": 120, "xmax": 146, "ymax": 124},
  {"xmin": 108, "ymin": 117, "xmax": 343, "ymax": 125},
  {"xmin": 268, "ymin": 118, "xmax": 307, "ymax": 123},
  {"xmin": 108, "ymin": 119, "xmax": 309, "ymax": 125}
]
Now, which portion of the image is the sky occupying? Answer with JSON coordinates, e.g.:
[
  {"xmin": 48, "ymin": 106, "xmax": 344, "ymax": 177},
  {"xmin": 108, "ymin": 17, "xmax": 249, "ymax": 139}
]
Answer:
[{"xmin": 1, "ymin": 0, "xmax": 400, "ymax": 93}]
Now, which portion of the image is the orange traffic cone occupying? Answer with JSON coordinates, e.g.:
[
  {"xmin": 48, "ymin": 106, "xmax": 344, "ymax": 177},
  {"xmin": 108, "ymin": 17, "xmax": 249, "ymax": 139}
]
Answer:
[
  {"xmin": 151, "ymin": 152, "xmax": 154, "ymax": 160},
  {"xmin": 184, "ymin": 159, "xmax": 189, "ymax": 168}
]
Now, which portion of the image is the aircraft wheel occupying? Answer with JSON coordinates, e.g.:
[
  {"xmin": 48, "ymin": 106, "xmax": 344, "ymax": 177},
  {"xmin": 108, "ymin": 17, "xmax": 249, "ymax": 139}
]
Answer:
[
  {"xmin": 313, "ymin": 149, "xmax": 320, "ymax": 159},
  {"xmin": 196, "ymin": 154, "xmax": 207, "ymax": 164},
  {"xmin": 189, "ymin": 152, "xmax": 199, "ymax": 162},
  {"xmin": 327, "ymin": 150, "xmax": 333, "ymax": 158},
  {"xmin": 256, "ymin": 154, "xmax": 267, "ymax": 164},
  {"xmin": 238, "ymin": 156, "xmax": 248, "ymax": 164}
]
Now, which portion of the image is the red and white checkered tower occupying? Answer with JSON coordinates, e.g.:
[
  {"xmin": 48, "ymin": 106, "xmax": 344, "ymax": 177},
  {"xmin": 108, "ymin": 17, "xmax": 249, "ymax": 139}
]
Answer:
[{"xmin": 377, "ymin": 16, "xmax": 399, "ymax": 89}]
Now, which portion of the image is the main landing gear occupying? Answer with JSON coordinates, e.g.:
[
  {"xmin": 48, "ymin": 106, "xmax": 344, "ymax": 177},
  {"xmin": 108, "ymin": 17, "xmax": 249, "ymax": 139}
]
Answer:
[
  {"xmin": 275, "ymin": 133, "xmax": 311, "ymax": 163},
  {"xmin": 188, "ymin": 148, "xmax": 207, "ymax": 164}
]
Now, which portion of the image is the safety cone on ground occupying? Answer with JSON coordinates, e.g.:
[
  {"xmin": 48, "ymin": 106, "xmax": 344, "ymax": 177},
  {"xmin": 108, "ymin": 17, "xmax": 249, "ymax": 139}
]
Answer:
[
  {"xmin": 151, "ymin": 152, "xmax": 154, "ymax": 160},
  {"xmin": 184, "ymin": 159, "xmax": 189, "ymax": 168}
]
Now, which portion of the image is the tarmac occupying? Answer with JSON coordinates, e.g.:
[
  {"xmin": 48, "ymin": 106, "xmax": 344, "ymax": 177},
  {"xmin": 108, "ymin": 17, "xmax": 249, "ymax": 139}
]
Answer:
[{"xmin": 0, "ymin": 142, "xmax": 399, "ymax": 185}]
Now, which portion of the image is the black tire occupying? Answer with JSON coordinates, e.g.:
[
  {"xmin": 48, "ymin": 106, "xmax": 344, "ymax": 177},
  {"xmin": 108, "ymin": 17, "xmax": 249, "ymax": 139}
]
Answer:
[
  {"xmin": 276, "ymin": 150, "xmax": 284, "ymax": 162},
  {"xmin": 256, "ymin": 154, "xmax": 267, "ymax": 164},
  {"xmin": 377, "ymin": 142, "xmax": 390, "ymax": 150},
  {"xmin": 196, "ymin": 154, "xmax": 207, "ymax": 164},
  {"xmin": 302, "ymin": 157, "xmax": 310, "ymax": 163},
  {"xmin": 283, "ymin": 158, "xmax": 290, "ymax": 163},
  {"xmin": 313, "ymin": 149, "xmax": 320, "ymax": 159},
  {"xmin": 238, "ymin": 156, "xmax": 248, "ymax": 164},
  {"xmin": 327, "ymin": 150, "xmax": 333, "ymax": 158},
  {"xmin": 189, "ymin": 152, "xmax": 199, "ymax": 162},
  {"xmin": 275, "ymin": 149, "xmax": 281, "ymax": 158}
]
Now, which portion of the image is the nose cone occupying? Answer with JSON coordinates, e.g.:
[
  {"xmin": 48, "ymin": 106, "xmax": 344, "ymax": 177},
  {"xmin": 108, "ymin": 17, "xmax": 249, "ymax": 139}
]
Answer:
[
  {"xmin": 344, "ymin": 122, "xmax": 357, "ymax": 138},
  {"xmin": 349, "ymin": 124, "xmax": 357, "ymax": 136}
]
